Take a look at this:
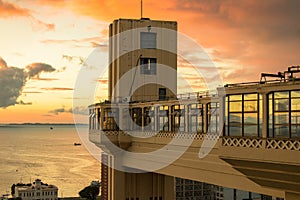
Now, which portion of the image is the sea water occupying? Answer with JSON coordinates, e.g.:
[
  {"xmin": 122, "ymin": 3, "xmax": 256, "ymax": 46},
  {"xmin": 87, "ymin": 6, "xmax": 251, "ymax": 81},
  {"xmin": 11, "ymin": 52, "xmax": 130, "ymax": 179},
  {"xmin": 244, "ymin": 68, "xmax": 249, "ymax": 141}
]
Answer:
[{"xmin": 0, "ymin": 124, "xmax": 101, "ymax": 197}]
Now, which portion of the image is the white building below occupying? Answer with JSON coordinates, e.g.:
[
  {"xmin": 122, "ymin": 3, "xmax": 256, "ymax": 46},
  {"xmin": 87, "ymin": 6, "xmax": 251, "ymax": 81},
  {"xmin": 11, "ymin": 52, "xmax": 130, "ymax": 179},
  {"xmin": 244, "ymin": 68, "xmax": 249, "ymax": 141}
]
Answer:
[{"xmin": 13, "ymin": 179, "xmax": 58, "ymax": 200}]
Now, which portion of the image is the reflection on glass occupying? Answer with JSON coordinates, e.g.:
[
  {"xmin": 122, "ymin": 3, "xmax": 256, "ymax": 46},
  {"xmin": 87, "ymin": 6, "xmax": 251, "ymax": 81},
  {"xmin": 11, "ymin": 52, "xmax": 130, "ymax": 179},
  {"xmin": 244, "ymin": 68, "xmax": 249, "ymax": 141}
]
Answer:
[
  {"xmin": 274, "ymin": 91, "xmax": 289, "ymax": 99},
  {"xmin": 291, "ymin": 91, "xmax": 300, "ymax": 97},
  {"xmin": 274, "ymin": 99, "xmax": 289, "ymax": 111},
  {"xmin": 291, "ymin": 99, "xmax": 300, "ymax": 110},
  {"xmin": 229, "ymin": 113, "xmax": 242, "ymax": 124},
  {"xmin": 229, "ymin": 101, "xmax": 242, "ymax": 112},
  {"xmin": 207, "ymin": 102, "xmax": 219, "ymax": 133},
  {"xmin": 229, "ymin": 126, "xmax": 242, "ymax": 136},
  {"xmin": 244, "ymin": 113, "xmax": 257, "ymax": 124},
  {"xmin": 244, "ymin": 100, "xmax": 257, "ymax": 112},
  {"xmin": 244, "ymin": 93, "xmax": 257, "ymax": 100},
  {"xmin": 226, "ymin": 93, "xmax": 260, "ymax": 137},
  {"xmin": 291, "ymin": 112, "xmax": 300, "ymax": 124},
  {"xmin": 291, "ymin": 125, "xmax": 300, "ymax": 138},
  {"xmin": 244, "ymin": 125, "xmax": 258, "ymax": 136},
  {"xmin": 274, "ymin": 125, "xmax": 289, "ymax": 138},
  {"xmin": 230, "ymin": 94, "xmax": 242, "ymax": 101},
  {"xmin": 274, "ymin": 112, "xmax": 289, "ymax": 124}
]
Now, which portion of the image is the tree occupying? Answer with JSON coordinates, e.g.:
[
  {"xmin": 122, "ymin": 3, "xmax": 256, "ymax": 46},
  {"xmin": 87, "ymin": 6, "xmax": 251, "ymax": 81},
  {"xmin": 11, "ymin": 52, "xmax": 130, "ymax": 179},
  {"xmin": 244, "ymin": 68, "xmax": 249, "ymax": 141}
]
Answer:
[
  {"xmin": 79, "ymin": 185, "xmax": 100, "ymax": 200},
  {"xmin": 11, "ymin": 184, "xmax": 15, "ymax": 196}
]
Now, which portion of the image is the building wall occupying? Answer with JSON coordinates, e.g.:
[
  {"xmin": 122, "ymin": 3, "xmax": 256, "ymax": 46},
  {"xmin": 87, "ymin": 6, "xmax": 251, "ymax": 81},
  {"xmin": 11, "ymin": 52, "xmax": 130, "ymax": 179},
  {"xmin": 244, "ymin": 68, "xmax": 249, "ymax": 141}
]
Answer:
[{"xmin": 101, "ymin": 153, "xmax": 175, "ymax": 200}]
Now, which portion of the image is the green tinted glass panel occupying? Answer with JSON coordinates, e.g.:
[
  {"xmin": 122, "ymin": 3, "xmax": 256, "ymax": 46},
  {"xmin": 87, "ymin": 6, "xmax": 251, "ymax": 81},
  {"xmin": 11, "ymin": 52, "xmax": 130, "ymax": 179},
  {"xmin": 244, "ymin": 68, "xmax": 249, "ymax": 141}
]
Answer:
[
  {"xmin": 274, "ymin": 112, "xmax": 289, "ymax": 124},
  {"xmin": 244, "ymin": 125, "xmax": 258, "ymax": 136},
  {"xmin": 291, "ymin": 112, "xmax": 300, "ymax": 124},
  {"xmin": 229, "ymin": 113, "xmax": 242, "ymax": 124},
  {"xmin": 291, "ymin": 125, "xmax": 300, "ymax": 138},
  {"xmin": 274, "ymin": 125, "xmax": 289, "ymax": 137},
  {"xmin": 229, "ymin": 126, "xmax": 242, "ymax": 136},
  {"xmin": 244, "ymin": 113, "xmax": 258, "ymax": 124}
]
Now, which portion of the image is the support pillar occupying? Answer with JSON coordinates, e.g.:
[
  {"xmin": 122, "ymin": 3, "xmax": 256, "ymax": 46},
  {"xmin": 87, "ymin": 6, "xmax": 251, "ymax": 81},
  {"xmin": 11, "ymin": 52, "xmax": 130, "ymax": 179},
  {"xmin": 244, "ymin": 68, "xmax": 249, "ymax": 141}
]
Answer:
[
  {"xmin": 262, "ymin": 92, "xmax": 268, "ymax": 147},
  {"xmin": 285, "ymin": 192, "xmax": 300, "ymax": 200}
]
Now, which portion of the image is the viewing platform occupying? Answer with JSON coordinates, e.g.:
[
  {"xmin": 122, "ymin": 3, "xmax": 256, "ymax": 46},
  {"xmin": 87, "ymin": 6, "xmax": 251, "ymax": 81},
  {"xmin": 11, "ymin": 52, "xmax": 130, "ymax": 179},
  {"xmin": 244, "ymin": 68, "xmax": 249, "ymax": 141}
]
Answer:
[{"xmin": 89, "ymin": 74, "xmax": 300, "ymax": 199}]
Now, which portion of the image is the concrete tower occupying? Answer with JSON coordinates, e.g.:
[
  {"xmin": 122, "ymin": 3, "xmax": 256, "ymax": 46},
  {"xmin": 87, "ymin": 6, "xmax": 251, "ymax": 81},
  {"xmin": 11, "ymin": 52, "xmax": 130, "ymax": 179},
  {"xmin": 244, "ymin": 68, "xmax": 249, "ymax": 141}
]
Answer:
[{"xmin": 108, "ymin": 18, "xmax": 177, "ymax": 102}]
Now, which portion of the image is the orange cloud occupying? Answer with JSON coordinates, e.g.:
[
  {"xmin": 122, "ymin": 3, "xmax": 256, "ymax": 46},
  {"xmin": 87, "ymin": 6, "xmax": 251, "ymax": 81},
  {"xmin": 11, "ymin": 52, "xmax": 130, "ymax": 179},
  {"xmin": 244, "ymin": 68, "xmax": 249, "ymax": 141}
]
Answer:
[
  {"xmin": 28, "ymin": 0, "xmax": 300, "ymax": 83},
  {"xmin": 41, "ymin": 87, "xmax": 74, "ymax": 91},
  {"xmin": 0, "ymin": 0, "xmax": 29, "ymax": 17},
  {"xmin": 0, "ymin": 0, "xmax": 55, "ymax": 31}
]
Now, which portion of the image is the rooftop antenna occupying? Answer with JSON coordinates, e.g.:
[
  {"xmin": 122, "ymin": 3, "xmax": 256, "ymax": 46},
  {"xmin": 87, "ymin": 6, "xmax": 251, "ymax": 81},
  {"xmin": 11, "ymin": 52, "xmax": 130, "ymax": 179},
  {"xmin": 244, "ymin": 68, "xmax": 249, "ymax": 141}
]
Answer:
[{"xmin": 141, "ymin": 0, "xmax": 143, "ymax": 18}]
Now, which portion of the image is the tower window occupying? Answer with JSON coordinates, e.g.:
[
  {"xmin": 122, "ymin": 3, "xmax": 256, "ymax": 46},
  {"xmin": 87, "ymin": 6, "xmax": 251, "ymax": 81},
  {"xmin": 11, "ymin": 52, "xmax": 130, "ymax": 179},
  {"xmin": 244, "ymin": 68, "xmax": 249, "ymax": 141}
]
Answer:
[
  {"xmin": 140, "ymin": 58, "xmax": 156, "ymax": 75},
  {"xmin": 141, "ymin": 32, "xmax": 156, "ymax": 49}
]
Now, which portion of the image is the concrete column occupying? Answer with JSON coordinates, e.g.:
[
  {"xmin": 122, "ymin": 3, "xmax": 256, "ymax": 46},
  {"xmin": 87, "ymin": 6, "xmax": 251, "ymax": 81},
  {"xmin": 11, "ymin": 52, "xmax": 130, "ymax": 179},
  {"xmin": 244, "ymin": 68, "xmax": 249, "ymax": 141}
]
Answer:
[
  {"xmin": 262, "ymin": 92, "xmax": 268, "ymax": 148},
  {"xmin": 118, "ymin": 107, "xmax": 123, "ymax": 130},
  {"xmin": 185, "ymin": 104, "xmax": 189, "ymax": 132},
  {"xmin": 142, "ymin": 106, "xmax": 144, "ymax": 131},
  {"xmin": 204, "ymin": 103, "xmax": 208, "ymax": 133},
  {"xmin": 155, "ymin": 106, "xmax": 158, "ymax": 131},
  {"xmin": 219, "ymin": 96, "xmax": 225, "ymax": 136},
  {"xmin": 285, "ymin": 192, "xmax": 300, "ymax": 200},
  {"xmin": 169, "ymin": 105, "xmax": 172, "ymax": 131},
  {"xmin": 113, "ymin": 169, "xmax": 126, "ymax": 200},
  {"xmin": 100, "ymin": 107, "xmax": 105, "ymax": 130},
  {"xmin": 164, "ymin": 175, "xmax": 175, "ymax": 199}
]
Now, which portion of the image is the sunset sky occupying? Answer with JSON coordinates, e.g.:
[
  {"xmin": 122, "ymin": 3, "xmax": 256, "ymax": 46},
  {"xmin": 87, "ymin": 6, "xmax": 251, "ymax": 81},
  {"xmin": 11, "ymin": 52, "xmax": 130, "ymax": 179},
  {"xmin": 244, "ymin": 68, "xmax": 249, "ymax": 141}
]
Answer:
[{"xmin": 0, "ymin": 0, "xmax": 300, "ymax": 123}]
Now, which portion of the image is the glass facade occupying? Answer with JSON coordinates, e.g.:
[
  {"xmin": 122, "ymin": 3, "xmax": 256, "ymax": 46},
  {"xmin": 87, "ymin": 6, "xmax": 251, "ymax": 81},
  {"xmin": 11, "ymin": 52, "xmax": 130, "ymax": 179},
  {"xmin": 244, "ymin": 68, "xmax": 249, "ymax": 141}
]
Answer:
[
  {"xmin": 268, "ymin": 90, "xmax": 300, "ymax": 138},
  {"xmin": 143, "ymin": 107, "xmax": 155, "ymax": 131},
  {"xmin": 207, "ymin": 102, "xmax": 219, "ymax": 133},
  {"xmin": 225, "ymin": 93, "xmax": 262, "ymax": 137},
  {"xmin": 171, "ymin": 105, "xmax": 185, "ymax": 132},
  {"xmin": 159, "ymin": 105, "xmax": 169, "ymax": 131},
  {"xmin": 103, "ymin": 108, "xmax": 119, "ymax": 131},
  {"xmin": 90, "ymin": 90, "xmax": 300, "ymax": 139},
  {"xmin": 189, "ymin": 103, "xmax": 204, "ymax": 133}
]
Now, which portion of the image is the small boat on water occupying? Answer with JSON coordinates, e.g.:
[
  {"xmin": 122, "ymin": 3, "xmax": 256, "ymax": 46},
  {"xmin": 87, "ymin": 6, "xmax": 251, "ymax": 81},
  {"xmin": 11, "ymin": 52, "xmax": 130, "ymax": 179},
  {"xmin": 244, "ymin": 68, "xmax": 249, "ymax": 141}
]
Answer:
[{"xmin": 74, "ymin": 143, "xmax": 81, "ymax": 146}]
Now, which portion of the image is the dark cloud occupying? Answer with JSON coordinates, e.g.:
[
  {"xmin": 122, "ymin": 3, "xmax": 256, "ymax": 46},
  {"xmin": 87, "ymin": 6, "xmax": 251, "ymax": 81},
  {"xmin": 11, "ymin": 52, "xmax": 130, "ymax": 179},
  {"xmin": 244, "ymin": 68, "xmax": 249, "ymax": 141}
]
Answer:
[
  {"xmin": 49, "ymin": 107, "xmax": 67, "ymax": 115},
  {"xmin": 25, "ymin": 63, "xmax": 55, "ymax": 78},
  {"xmin": 18, "ymin": 100, "xmax": 32, "ymax": 105},
  {"xmin": 48, "ymin": 106, "xmax": 88, "ymax": 116},
  {"xmin": 0, "ymin": 57, "xmax": 56, "ymax": 108},
  {"xmin": 72, "ymin": 106, "xmax": 88, "ymax": 115},
  {"xmin": 62, "ymin": 54, "xmax": 85, "ymax": 65},
  {"xmin": 0, "ymin": 66, "xmax": 26, "ymax": 108},
  {"xmin": 22, "ymin": 91, "xmax": 42, "ymax": 94}
]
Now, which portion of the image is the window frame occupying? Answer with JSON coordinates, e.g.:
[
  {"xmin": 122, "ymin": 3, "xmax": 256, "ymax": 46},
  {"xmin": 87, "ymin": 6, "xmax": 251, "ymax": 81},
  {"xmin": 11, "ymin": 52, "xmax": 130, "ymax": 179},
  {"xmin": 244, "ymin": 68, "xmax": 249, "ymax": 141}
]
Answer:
[
  {"xmin": 140, "ymin": 32, "xmax": 157, "ymax": 49},
  {"xmin": 225, "ymin": 93, "xmax": 261, "ymax": 137},
  {"xmin": 140, "ymin": 57, "xmax": 157, "ymax": 75}
]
